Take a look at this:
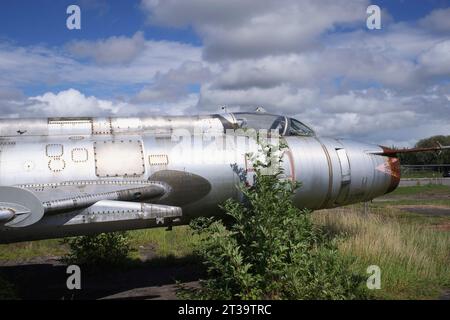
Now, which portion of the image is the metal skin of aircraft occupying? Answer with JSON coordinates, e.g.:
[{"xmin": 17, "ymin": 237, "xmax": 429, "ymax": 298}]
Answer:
[{"xmin": 0, "ymin": 111, "xmax": 448, "ymax": 243}]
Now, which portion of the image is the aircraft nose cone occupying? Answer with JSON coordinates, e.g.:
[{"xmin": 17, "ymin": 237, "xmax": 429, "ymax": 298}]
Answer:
[
  {"xmin": 376, "ymin": 145, "xmax": 401, "ymax": 194},
  {"xmin": 385, "ymin": 156, "xmax": 401, "ymax": 193}
]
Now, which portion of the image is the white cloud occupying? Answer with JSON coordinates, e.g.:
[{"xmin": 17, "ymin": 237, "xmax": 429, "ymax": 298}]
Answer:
[
  {"xmin": 0, "ymin": 88, "xmax": 200, "ymax": 118},
  {"xmin": 142, "ymin": 0, "xmax": 370, "ymax": 60},
  {"xmin": 418, "ymin": 40, "xmax": 450, "ymax": 76},
  {"xmin": 206, "ymin": 23, "xmax": 450, "ymax": 94},
  {"xmin": 419, "ymin": 8, "xmax": 450, "ymax": 33},
  {"xmin": 0, "ymin": 43, "xmax": 74, "ymax": 86},
  {"xmin": 133, "ymin": 61, "xmax": 211, "ymax": 103},
  {"xmin": 134, "ymin": 93, "xmax": 200, "ymax": 115},
  {"xmin": 0, "ymin": 37, "xmax": 202, "ymax": 87},
  {"xmin": 28, "ymin": 89, "xmax": 130, "ymax": 116},
  {"xmin": 66, "ymin": 32, "xmax": 146, "ymax": 65}
]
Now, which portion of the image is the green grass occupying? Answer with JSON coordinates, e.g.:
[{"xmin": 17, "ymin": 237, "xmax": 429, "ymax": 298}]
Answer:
[
  {"xmin": 340, "ymin": 202, "xmax": 450, "ymax": 227},
  {"xmin": 127, "ymin": 226, "xmax": 199, "ymax": 260},
  {"xmin": 313, "ymin": 209, "xmax": 450, "ymax": 299},
  {"xmin": 312, "ymin": 185, "xmax": 450, "ymax": 299},
  {"xmin": 0, "ymin": 226, "xmax": 199, "ymax": 263},
  {"xmin": 376, "ymin": 184, "xmax": 450, "ymax": 207},
  {"xmin": 0, "ymin": 239, "xmax": 67, "ymax": 261}
]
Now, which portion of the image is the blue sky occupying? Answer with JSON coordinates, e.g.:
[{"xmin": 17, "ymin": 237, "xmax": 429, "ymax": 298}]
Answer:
[
  {"xmin": 0, "ymin": 0, "xmax": 201, "ymax": 47},
  {"xmin": 0, "ymin": 0, "xmax": 448, "ymax": 146},
  {"xmin": 376, "ymin": 0, "xmax": 449, "ymax": 21}
]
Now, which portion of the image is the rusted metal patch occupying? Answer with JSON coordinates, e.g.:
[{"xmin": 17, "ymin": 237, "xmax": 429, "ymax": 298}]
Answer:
[
  {"xmin": 386, "ymin": 156, "xmax": 401, "ymax": 193},
  {"xmin": 379, "ymin": 146, "xmax": 401, "ymax": 193}
]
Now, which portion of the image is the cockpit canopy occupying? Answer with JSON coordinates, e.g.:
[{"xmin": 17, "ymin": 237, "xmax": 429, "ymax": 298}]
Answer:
[{"xmin": 231, "ymin": 112, "xmax": 315, "ymax": 136}]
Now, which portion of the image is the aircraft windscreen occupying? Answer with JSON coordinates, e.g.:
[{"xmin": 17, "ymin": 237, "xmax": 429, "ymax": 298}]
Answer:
[
  {"xmin": 288, "ymin": 118, "xmax": 315, "ymax": 136},
  {"xmin": 233, "ymin": 113, "xmax": 287, "ymax": 134},
  {"xmin": 231, "ymin": 113, "xmax": 315, "ymax": 136}
]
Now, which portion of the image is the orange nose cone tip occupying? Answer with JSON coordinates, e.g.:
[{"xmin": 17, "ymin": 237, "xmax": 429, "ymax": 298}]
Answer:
[{"xmin": 385, "ymin": 157, "xmax": 401, "ymax": 194}]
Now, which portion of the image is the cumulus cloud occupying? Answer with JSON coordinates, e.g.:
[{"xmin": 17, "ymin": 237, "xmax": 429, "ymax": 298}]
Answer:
[
  {"xmin": 0, "ymin": 87, "xmax": 30, "ymax": 118},
  {"xmin": 0, "ymin": 89, "xmax": 135, "ymax": 117},
  {"xmin": 419, "ymin": 8, "xmax": 450, "ymax": 33},
  {"xmin": 133, "ymin": 93, "xmax": 200, "ymax": 115},
  {"xmin": 418, "ymin": 40, "xmax": 450, "ymax": 76},
  {"xmin": 66, "ymin": 32, "xmax": 146, "ymax": 65},
  {"xmin": 206, "ymin": 24, "xmax": 450, "ymax": 94},
  {"xmin": 27, "ymin": 89, "xmax": 129, "ymax": 116},
  {"xmin": 0, "ymin": 88, "xmax": 200, "ymax": 118},
  {"xmin": 142, "ymin": 0, "xmax": 370, "ymax": 60},
  {"xmin": 0, "ymin": 43, "xmax": 74, "ymax": 86},
  {"xmin": 133, "ymin": 61, "xmax": 211, "ymax": 103},
  {"xmin": 0, "ymin": 37, "xmax": 202, "ymax": 88}
]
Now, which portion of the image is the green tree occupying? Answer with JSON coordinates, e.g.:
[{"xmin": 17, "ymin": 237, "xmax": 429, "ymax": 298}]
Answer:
[
  {"xmin": 181, "ymin": 138, "xmax": 367, "ymax": 300},
  {"xmin": 399, "ymin": 135, "xmax": 450, "ymax": 165}
]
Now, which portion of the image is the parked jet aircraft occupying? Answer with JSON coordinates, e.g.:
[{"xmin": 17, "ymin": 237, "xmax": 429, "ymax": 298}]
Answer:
[{"xmin": 0, "ymin": 112, "xmax": 448, "ymax": 243}]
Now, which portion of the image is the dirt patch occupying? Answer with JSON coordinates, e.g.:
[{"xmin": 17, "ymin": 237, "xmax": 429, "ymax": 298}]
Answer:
[
  {"xmin": 440, "ymin": 289, "xmax": 450, "ymax": 300},
  {"xmin": 0, "ymin": 255, "xmax": 63, "ymax": 267},
  {"xmin": 376, "ymin": 193, "xmax": 450, "ymax": 202},
  {"xmin": 396, "ymin": 205, "xmax": 450, "ymax": 217},
  {"xmin": 138, "ymin": 243, "xmax": 158, "ymax": 261},
  {"xmin": 100, "ymin": 281, "xmax": 200, "ymax": 300},
  {"xmin": 433, "ymin": 223, "xmax": 450, "ymax": 232},
  {"xmin": 0, "ymin": 256, "xmax": 203, "ymax": 300}
]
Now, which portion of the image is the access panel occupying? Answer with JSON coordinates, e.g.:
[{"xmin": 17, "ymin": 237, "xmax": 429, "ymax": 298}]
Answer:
[{"xmin": 94, "ymin": 140, "xmax": 145, "ymax": 177}]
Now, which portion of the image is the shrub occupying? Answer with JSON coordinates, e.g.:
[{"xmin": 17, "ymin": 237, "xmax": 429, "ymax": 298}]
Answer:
[
  {"xmin": 0, "ymin": 276, "xmax": 18, "ymax": 300},
  {"xmin": 62, "ymin": 231, "xmax": 131, "ymax": 268},
  {"xmin": 181, "ymin": 139, "xmax": 368, "ymax": 300}
]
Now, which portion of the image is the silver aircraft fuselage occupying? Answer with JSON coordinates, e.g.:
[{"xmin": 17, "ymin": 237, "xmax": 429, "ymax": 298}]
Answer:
[{"xmin": 0, "ymin": 113, "xmax": 400, "ymax": 243}]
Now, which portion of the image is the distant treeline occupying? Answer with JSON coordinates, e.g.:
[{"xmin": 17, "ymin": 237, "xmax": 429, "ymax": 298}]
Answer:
[{"xmin": 398, "ymin": 135, "xmax": 450, "ymax": 165}]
